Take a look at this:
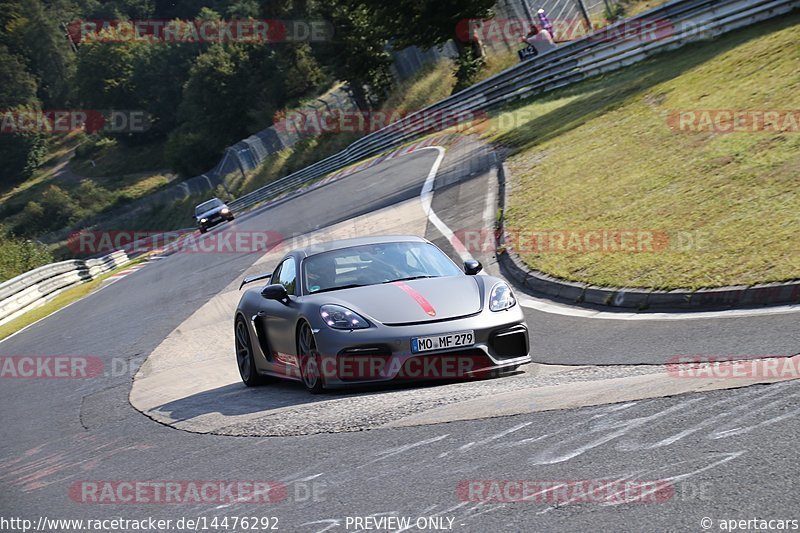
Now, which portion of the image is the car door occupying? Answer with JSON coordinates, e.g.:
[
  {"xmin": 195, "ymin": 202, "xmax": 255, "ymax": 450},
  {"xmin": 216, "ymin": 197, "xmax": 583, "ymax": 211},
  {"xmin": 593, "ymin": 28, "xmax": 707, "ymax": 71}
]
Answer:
[{"xmin": 260, "ymin": 256, "xmax": 301, "ymax": 367}]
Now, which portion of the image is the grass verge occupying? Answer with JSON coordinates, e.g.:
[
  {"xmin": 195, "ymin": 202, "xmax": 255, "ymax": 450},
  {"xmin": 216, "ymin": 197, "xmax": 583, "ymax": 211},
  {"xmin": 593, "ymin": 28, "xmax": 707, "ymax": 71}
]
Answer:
[{"xmin": 486, "ymin": 12, "xmax": 800, "ymax": 289}]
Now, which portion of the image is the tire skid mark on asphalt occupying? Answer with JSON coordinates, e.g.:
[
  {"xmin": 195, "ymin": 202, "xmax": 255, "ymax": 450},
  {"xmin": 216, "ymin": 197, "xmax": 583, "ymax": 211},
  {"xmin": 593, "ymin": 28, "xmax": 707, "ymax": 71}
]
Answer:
[
  {"xmin": 454, "ymin": 421, "xmax": 533, "ymax": 454},
  {"xmin": 495, "ymin": 383, "xmax": 798, "ymax": 481},
  {"xmin": 615, "ymin": 381, "xmax": 795, "ymax": 451},
  {"xmin": 592, "ymin": 453, "xmax": 744, "ymax": 510},
  {"xmin": 357, "ymin": 434, "xmax": 450, "ymax": 468},
  {"xmin": 0, "ymin": 433, "xmax": 154, "ymax": 492},
  {"xmin": 534, "ymin": 474, "xmax": 640, "ymax": 514}
]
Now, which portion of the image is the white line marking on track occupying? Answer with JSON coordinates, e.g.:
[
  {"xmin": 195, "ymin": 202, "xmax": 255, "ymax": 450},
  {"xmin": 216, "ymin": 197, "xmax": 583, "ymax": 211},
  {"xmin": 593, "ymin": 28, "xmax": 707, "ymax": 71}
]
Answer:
[
  {"xmin": 417, "ymin": 146, "xmax": 486, "ymax": 274},
  {"xmin": 418, "ymin": 147, "xmax": 471, "ymax": 263}
]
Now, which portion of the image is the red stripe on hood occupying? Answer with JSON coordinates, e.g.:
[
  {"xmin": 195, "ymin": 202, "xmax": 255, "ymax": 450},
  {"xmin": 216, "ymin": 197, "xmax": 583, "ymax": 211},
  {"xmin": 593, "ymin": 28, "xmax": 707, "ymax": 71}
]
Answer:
[{"xmin": 391, "ymin": 281, "xmax": 437, "ymax": 316}]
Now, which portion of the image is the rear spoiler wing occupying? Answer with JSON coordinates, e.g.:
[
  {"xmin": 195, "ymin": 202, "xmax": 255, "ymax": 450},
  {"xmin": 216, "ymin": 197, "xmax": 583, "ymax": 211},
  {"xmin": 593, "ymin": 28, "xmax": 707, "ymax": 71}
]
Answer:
[{"xmin": 239, "ymin": 273, "xmax": 271, "ymax": 290}]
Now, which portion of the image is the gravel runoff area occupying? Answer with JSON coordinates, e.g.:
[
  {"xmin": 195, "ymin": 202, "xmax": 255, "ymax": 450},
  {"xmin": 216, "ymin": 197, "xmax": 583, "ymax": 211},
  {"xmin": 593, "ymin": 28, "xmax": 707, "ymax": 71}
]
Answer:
[{"xmin": 214, "ymin": 364, "xmax": 671, "ymax": 437}]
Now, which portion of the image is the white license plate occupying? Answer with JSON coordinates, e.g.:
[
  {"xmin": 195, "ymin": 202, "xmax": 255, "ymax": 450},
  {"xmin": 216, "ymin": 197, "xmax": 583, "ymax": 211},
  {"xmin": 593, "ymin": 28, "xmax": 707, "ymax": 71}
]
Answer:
[{"xmin": 412, "ymin": 331, "xmax": 475, "ymax": 353}]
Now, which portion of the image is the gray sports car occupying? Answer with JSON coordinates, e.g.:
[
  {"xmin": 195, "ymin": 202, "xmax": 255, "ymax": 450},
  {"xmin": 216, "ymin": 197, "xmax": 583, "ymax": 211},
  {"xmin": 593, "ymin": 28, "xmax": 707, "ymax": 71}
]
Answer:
[{"xmin": 234, "ymin": 235, "xmax": 530, "ymax": 392}]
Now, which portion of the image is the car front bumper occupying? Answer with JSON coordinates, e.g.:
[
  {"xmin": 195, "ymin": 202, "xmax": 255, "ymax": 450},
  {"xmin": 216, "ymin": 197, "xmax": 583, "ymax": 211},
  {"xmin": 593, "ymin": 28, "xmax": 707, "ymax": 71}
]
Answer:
[{"xmin": 311, "ymin": 305, "xmax": 530, "ymax": 388}]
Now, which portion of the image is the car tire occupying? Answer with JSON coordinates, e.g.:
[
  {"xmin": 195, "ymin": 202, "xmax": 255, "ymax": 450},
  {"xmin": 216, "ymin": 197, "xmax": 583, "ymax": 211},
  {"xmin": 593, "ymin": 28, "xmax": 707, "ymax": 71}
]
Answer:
[
  {"xmin": 297, "ymin": 321, "xmax": 325, "ymax": 394},
  {"xmin": 200, "ymin": 227, "xmax": 207, "ymax": 234},
  {"xmin": 235, "ymin": 316, "xmax": 267, "ymax": 386}
]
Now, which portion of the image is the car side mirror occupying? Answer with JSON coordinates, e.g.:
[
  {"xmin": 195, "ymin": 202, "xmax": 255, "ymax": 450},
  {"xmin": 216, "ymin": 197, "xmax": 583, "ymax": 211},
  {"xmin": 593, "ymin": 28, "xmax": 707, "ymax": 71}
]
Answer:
[
  {"xmin": 261, "ymin": 284, "xmax": 288, "ymax": 302},
  {"xmin": 464, "ymin": 259, "xmax": 482, "ymax": 275}
]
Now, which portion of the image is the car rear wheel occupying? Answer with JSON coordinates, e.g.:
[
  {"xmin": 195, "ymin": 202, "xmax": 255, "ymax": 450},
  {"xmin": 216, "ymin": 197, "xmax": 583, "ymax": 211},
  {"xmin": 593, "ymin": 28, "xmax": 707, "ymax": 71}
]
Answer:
[
  {"xmin": 235, "ymin": 316, "xmax": 266, "ymax": 386},
  {"xmin": 297, "ymin": 322, "xmax": 324, "ymax": 394}
]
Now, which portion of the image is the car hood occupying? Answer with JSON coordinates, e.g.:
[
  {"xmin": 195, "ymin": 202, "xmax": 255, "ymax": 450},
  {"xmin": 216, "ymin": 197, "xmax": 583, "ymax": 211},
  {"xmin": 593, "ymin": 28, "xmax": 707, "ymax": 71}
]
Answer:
[{"xmin": 314, "ymin": 276, "xmax": 483, "ymax": 325}]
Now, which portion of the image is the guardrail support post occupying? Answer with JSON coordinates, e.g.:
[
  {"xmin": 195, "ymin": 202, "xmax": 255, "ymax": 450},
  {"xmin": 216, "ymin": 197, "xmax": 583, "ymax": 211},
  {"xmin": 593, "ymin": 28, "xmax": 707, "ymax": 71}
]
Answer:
[{"xmin": 575, "ymin": 0, "xmax": 593, "ymax": 31}]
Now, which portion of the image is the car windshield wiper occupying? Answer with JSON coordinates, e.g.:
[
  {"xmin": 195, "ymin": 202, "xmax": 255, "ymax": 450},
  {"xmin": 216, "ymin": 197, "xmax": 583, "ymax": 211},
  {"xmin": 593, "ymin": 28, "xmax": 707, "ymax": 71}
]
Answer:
[
  {"xmin": 311, "ymin": 283, "xmax": 368, "ymax": 294},
  {"xmin": 382, "ymin": 275, "xmax": 436, "ymax": 283}
]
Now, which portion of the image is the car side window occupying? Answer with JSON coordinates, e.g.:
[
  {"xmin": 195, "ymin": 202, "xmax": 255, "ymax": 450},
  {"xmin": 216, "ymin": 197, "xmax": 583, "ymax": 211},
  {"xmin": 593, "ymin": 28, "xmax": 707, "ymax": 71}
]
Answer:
[{"xmin": 277, "ymin": 257, "xmax": 297, "ymax": 295}]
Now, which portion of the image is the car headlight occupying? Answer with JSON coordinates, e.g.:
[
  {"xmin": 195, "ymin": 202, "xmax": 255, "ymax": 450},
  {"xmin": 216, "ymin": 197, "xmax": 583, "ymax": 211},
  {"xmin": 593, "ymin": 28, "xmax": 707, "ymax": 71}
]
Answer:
[
  {"xmin": 200, "ymin": 218, "xmax": 208, "ymax": 223},
  {"xmin": 489, "ymin": 283, "xmax": 516, "ymax": 311},
  {"xmin": 320, "ymin": 304, "xmax": 370, "ymax": 329},
  {"xmin": 221, "ymin": 208, "xmax": 230, "ymax": 214}
]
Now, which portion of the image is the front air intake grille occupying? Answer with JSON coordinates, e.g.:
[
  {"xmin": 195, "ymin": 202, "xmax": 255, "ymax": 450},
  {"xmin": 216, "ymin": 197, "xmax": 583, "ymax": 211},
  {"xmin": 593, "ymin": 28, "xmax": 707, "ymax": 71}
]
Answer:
[{"xmin": 489, "ymin": 325, "xmax": 529, "ymax": 359}]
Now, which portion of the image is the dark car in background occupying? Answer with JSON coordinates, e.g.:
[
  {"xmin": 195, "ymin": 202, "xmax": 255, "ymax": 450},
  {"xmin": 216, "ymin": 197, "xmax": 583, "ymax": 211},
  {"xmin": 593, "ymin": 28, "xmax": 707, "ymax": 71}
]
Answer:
[{"xmin": 194, "ymin": 198, "xmax": 234, "ymax": 233}]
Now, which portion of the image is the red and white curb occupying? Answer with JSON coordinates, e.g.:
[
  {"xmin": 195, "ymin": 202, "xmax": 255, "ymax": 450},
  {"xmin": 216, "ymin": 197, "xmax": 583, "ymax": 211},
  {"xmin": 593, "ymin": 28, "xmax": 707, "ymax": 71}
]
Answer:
[{"xmin": 104, "ymin": 263, "xmax": 148, "ymax": 284}]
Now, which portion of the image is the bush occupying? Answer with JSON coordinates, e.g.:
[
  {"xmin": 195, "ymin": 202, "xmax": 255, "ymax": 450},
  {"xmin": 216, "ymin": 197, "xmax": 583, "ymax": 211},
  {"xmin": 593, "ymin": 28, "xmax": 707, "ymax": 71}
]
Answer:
[
  {"xmin": 452, "ymin": 48, "xmax": 485, "ymax": 94},
  {"xmin": 74, "ymin": 135, "xmax": 116, "ymax": 160},
  {"xmin": 165, "ymin": 128, "xmax": 224, "ymax": 177},
  {"xmin": 13, "ymin": 185, "xmax": 85, "ymax": 235},
  {"xmin": 0, "ymin": 131, "xmax": 48, "ymax": 191},
  {"xmin": 0, "ymin": 229, "xmax": 54, "ymax": 283},
  {"xmin": 75, "ymin": 179, "xmax": 113, "ymax": 210}
]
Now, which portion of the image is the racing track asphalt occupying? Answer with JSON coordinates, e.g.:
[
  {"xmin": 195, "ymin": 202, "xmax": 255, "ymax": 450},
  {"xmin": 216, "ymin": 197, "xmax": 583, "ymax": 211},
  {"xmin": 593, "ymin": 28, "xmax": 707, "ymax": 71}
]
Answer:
[{"xmin": 1, "ymin": 144, "xmax": 798, "ymax": 531}]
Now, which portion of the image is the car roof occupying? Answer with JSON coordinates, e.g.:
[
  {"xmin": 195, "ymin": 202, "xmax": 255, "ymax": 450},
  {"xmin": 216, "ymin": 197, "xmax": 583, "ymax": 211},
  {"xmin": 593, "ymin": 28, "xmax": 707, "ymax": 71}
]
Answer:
[
  {"xmin": 296, "ymin": 235, "xmax": 428, "ymax": 257},
  {"xmin": 196, "ymin": 198, "xmax": 222, "ymax": 207}
]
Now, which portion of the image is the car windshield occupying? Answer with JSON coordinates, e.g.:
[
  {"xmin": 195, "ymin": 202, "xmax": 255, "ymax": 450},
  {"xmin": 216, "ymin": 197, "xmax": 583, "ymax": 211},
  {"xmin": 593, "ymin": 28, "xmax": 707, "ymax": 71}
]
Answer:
[
  {"xmin": 195, "ymin": 199, "xmax": 222, "ymax": 215},
  {"xmin": 303, "ymin": 242, "xmax": 462, "ymax": 294}
]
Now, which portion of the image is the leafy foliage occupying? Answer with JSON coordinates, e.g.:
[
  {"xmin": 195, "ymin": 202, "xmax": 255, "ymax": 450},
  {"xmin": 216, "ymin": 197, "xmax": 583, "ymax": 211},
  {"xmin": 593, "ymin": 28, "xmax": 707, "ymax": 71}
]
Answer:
[{"xmin": 0, "ymin": 227, "xmax": 54, "ymax": 283}]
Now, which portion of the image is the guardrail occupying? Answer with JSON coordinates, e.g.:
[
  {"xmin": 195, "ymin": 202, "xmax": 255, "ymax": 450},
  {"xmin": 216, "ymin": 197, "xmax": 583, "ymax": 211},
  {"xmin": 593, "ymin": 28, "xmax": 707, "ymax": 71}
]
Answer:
[
  {"xmin": 0, "ymin": 250, "xmax": 129, "ymax": 325},
  {"xmin": 227, "ymin": 0, "xmax": 797, "ymax": 213}
]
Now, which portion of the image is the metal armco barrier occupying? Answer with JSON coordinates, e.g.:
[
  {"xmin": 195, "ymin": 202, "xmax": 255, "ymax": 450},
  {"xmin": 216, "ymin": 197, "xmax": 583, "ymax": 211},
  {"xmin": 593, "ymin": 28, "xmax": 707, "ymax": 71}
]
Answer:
[{"xmin": 0, "ymin": 250, "xmax": 130, "ymax": 325}]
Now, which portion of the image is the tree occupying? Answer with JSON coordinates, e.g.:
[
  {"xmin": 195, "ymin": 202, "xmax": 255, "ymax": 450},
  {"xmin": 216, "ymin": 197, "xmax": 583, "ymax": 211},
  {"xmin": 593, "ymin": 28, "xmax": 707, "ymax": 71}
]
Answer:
[
  {"xmin": 74, "ymin": 32, "xmax": 153, "ymax": 111},
  {"xmin": 0, "ymin": 44, "xmax": 47, "ymax": 190},
  {"xmin": 165, "ymin": 43, "xmax": 254, "ymax": 175},
  {"xmin": 131, "ymin": 40, "xmax": 199, "ymax": 140},
  {"xmin": 365, "ymin": 0, "xmax": 495, "ymax": 89},
  {"xmin": 309, "ymin": 0, "xmax": 393, "ymax": 110},
  {"xmin": 0, "ymin": 0, "xmax": 77, "ymax": 107},
  {"xmin": 0, "ymin": 44, "xmax": 38, "ymax": 107}
]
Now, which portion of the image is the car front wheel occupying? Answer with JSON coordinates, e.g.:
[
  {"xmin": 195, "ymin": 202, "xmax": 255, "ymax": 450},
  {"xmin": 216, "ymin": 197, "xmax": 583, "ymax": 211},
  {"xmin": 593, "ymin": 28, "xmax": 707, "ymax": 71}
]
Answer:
[{"xmin": 297, "ymin": 322, "xmax": 324, "ymax": 394}]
